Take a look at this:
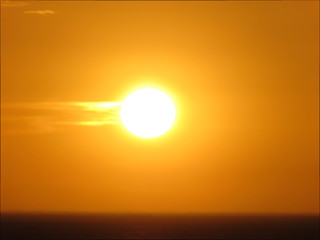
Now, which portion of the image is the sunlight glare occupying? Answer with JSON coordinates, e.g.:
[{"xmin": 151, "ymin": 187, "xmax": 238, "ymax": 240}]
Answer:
[{"xmin": 120, "ymin": 88, "xmax": 176, "ymax": 138}]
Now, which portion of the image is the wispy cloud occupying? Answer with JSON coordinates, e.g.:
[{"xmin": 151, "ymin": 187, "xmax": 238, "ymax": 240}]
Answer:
[
  {"xmin": 2, "ymin": 1, "xmax": 55, "ymax": 16},
  {"xmin": 24, "ymin": 10, "xmax": 55, "ymax": 15},
  {"xmin": 2, "ymin": 102, "xmax": 122, "ymax": 135},
  {"xmin": 1, "ymin": 1, "xmax": 28, "ymax": 7}
]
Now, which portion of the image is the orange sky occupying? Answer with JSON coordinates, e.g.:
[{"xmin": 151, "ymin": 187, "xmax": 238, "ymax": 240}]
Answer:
[{"xmin": 1, "ymin": 0, "xmax": 319, "ymax": 214}]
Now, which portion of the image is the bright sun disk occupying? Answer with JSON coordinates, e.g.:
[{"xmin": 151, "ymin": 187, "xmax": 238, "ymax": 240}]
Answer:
[{"xmin": 120, "ymin": 88, "xmax": 176, "ymax": 138}]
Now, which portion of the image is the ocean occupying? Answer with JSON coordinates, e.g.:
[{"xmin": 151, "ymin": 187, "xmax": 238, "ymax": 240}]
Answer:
[{"xmin": 1, "ymin": 213, "xmax": 319, "ymax": 239}]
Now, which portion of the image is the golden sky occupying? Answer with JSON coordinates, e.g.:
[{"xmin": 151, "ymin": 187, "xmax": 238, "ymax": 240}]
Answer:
[{"xmin": 1, "ymin": 0, "xmax": 319, "ymax": 214}]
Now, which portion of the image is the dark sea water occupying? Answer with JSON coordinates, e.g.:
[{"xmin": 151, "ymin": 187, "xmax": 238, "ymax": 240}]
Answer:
[{"xmin": 1, "ymin": 214, "xmax": 319, "ymax": 240}]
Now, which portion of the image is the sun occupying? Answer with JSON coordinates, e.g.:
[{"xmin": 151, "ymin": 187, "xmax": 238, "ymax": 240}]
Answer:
[{"xmin": 120, "ymin": 88, "xmax": 176, "ymax": 138}]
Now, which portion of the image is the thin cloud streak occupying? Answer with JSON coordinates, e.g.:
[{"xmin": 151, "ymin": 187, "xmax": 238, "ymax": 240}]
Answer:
[
  {"xmin": 1, "ymin": 102, "xmax": 122, "ymax": 135},
  {"xmin": 1, "ymin": 1, "xmax": 28, "ymax": 7},
  {"xmin": 24, "ymin": 10, "xmax": 55, "ymax": 15},
  {"xmin": 3, "ymin": 102, "xmax": 121, "ymax": 111}
]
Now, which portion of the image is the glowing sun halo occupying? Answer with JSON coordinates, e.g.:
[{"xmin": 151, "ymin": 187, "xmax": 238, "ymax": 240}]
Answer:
[{"xmin": 120, "ymin": 88, "xmax": 176, "ymax": 138}]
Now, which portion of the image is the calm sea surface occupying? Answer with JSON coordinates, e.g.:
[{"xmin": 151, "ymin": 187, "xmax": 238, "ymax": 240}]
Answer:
[{"xmin": 1, "ymin": 214, "xmax": 319, "ymax": 239}]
